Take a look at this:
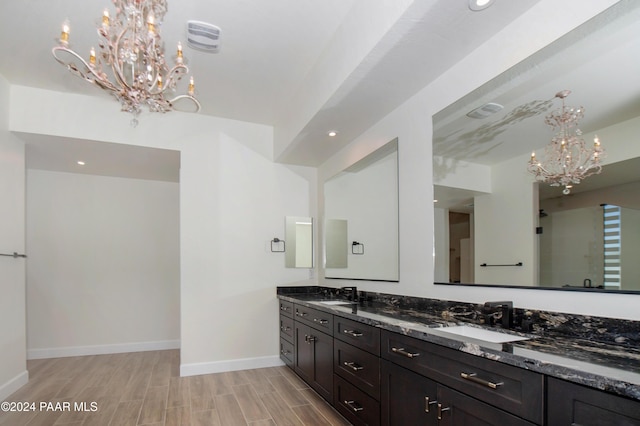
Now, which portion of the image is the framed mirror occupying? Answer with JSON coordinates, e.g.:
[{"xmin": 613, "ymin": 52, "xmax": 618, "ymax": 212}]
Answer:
[
  {"xmin": 285, "ymin": 216, "xmax": 313, "ymax": 268},
  {"xmin": 432, "ymin": 1, "xmax": 640, "ymax": 292},
  {"xmin": 324, "ymin": 138, "xmax": 399, "ymax": 282}
]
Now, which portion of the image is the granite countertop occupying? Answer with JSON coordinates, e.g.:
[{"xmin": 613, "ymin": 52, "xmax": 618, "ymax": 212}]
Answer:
[{"xmin": 277, "ymin": 290, "xmax": 640, "ymax": 402}]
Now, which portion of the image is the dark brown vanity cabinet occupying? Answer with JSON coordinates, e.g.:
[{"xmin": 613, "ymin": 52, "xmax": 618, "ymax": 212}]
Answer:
[
  {"xmin": 547, "ymin": 377, "xmax": 640, "ymax": 425},
  {"xmin": 279, "ymin": 300, "xmax": 294, "ymax": 367},
  {"xmin": 293, "ymin": 305, "xmax": 334, "ymax": 402},
  {"xmin": 333, "ymin": 317, "xmax": 382, "ymax": 425},
  {"xmin": 381, "ymin": 330, "xmax": 543, "ymax": 425}
]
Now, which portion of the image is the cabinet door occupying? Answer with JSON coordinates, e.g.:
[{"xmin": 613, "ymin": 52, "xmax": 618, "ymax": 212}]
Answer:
[
  {"xmin": 311, "ymin": 326, "xmax": 334, "ymax": 402},
  {"xmin": 436, "ymin": 386, "xmax": 534, "ymax": 426},
  {"xmin": 294, "ymin": 321, "xmax": 333, "ymax": 402},
  {"xmin": 547, "ymin": 377, "xmax": 640, "ymax": 426},
  {"xmin": 295, "ymin": 322, "xmax": 314, "ymax": 384},
  {"xmin": 380, "ymin": 360, "xmax": 438, "ymax": 426}
]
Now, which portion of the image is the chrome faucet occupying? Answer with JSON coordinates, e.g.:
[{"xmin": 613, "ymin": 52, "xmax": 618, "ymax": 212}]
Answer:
[{"xmin": 484, "ymin": 301, "xmax": 514, "ymax": 329}]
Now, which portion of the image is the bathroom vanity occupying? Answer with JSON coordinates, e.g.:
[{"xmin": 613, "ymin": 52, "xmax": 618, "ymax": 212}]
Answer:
[{"xmin": 278, "ymin": 287, "xmax": 640, "ymax": 425}]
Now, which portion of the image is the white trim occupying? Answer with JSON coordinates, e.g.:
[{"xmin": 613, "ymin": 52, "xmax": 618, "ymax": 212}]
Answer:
[
  {"xmin": 0, "ymin": 370, "xmax": 29, "ymax": 402},
  {"xmin": 27, "ymin": 340, "xmax": 180, "ymax": 360},
  {"xmin": 180, "ymin": 355, "xmax": 285, "ymax": 377}
]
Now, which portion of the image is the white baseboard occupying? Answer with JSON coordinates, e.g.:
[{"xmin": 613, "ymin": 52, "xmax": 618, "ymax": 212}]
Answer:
[
  {"xmin": 0, "ymin": 370, "xmax": 29, "ymax": 402},
  {"xmin": 180, "ymin": 355, "xmax": 285, "ymax": 377},
  {"xmin": 27, "ymin": 340, "xmax": 180, "ymax": 360}
]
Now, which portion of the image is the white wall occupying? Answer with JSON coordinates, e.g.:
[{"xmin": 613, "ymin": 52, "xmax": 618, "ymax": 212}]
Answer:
[
  {"xmin": 474, "ymin": 156, "xmax": 538, "ymax": 286},
  {"xmin": 26, "ymin": 170, "xmax": 180, "ymax": 358},
  {"xmin": 0, "ymin": 75, "xmax": 28, "ymax": 401},
  {"xmin": 9, "ymin": 85, "xmax": 315, "ymax": 375},
  {"xmin": 318, "ymin": 0, "xmax": 640, "ymax": 320}
]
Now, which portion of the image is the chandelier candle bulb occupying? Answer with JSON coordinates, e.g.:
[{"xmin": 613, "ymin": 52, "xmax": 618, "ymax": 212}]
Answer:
[
  {"xmin": 188, "ymin": 77, "xmax": 195, "ymax": 96},
  {"xmin": 157, "ymin": 75, "xmax": 163, "ymax": 90},
  {"xmin": 176, "ymin": 42, "xmax": 183, "ymax": 64},
  {"xmin": 60, "ymin": 20, "xmax": 70, "ymax": 45},
  {"xmin": 147, "ymin": 13, "xmax": 155, "ymax": 34},
  {"xmin": 102, "ymin": 9, "xmax": 110, "ymax": 27},
  {"xmin": 89, "ymin": 47, "xmax": 96, "ymax": 66}
]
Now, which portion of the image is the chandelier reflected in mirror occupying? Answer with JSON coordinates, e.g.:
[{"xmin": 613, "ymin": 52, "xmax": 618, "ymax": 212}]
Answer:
[
  {"xmin": 527, "ymin": 90, "xmax": 605, "ymax": 194},
  {"xmin": 52, "ymin": 0, "xmax": 200, "ymax": 126}
]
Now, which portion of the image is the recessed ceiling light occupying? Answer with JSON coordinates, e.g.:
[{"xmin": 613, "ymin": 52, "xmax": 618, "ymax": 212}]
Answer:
[
  {"xmin": 328, "ymin": 131, "xmax": 338, "ymax": 137},
  {"xmin": 469, "ymin": 0, "xmax": 495, "ymax": 11},
  {"xmin": 77, "ymin": 161, "xmax": 86, "ymax": 166}
]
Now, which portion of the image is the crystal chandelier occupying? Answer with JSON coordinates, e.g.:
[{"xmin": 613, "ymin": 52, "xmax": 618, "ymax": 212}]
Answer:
[
  {"xmin": 52, "ymin": 0, "xmax": 200, "ymax": 126},
  {"xmin": 527, "ymin": 90, "xmax": 604, "ymax": 194}
]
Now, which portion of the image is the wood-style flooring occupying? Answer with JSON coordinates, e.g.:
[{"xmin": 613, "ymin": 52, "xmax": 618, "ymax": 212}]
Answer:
[{"xmin": 0, "ymin": 350, "xmax": 350, "ymax": 426}]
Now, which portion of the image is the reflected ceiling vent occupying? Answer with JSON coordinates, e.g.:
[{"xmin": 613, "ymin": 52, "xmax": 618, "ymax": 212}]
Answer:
[
  {"xmin": 186, "ymin": 21, "xmax": 221, "ymax": 52},
  {"xmin": 466, "ymin": 102, "xmax": 503, "ymax": 119}
]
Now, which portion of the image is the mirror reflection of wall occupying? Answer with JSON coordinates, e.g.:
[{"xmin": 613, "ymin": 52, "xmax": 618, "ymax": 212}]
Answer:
[
  {"xmin": 284, "ymin": 216, "xmax": 313, "ymax": 268},
  {"xmin": 432, "ymin": 1, "xmax": 640, "ymax": 292},
  {"xmin": 324, "ymin": 139, "xmax": 399, "ymax": 282}
]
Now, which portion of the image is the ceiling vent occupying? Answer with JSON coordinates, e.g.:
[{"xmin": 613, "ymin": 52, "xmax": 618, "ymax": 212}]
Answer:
[
  {"xmin": 186, "ymin": 21, "xmax": 221, "ymax": 52},
  {"xmin": 466, "ymin": 102, "xmax": 503, "ymax": 119}
]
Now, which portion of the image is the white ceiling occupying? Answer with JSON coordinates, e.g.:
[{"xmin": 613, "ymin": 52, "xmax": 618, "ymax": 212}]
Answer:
[{"xmin": 0, "ymin": 0, "xmax": 542, "ymax": 179}]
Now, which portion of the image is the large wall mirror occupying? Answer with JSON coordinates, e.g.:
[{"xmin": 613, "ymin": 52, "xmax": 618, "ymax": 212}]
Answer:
[
  {"xmin": 324, "ymin": 138, "xmax": 399, "ymax": 282},
  {"xmin": 433, "ymin": 1, "xmax": 640, "ymax": 292}
]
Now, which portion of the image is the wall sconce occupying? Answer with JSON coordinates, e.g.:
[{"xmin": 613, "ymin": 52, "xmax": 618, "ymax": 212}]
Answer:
[
  {"xmin": 271, "ymin": 238, "xmax": 285, "ymax": 252},
  {"xmin": 352, "ymin": 241, "xmax": 364, "ymax": 255}
]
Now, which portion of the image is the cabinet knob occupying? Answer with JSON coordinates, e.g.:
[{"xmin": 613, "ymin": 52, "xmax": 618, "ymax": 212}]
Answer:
[
  {"xmin": 460, "ymin": 372, "xmax": 503, "ymax": 389},
  {"xmin": 343, "ymin": 361, "xmax": 364, "ymax": 371},
  {"xmin": 344, "ymin": 400, "xmax": 364, "ymax": 412},
  {"xmin": 424, "ymin": 396, "xmax": 438, "ymax": 413},
  {"xmin": 391, "ymin": 347, "xmax": 420, "ymax": 358}
]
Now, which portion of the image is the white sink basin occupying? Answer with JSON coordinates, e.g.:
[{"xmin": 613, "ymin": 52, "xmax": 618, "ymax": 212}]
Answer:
[
  {"xmin": 316, "ymin": 300, "xmax": 352, "ymax": 306},
  {"xmin": 437, "ymin": 325, "xmax": 530, "ymax": 343}
]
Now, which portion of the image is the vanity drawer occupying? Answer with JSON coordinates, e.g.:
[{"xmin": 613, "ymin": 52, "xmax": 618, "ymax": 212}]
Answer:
[
  {"xmin": 279, "ymin": 338, "xmax": 294, "ymax": 368},
  {"xmin": 381, "ymin": 330, "xmax": 543, "ymax": 424},
  {"xmin": 280, "ymin": 315, "xmax": 294, "ymax": 342},
  {"xmin": 334, "ymin": 316, "xmax": 380, "ymax": 355},
  {"xmin": 279, "ymin": 300, "xmax": 294, "ymax": 318},
  {"xmin": 334, "ymin": 374, "xmax": 380, "ymax": 426},
  {"xmin": 294, "ymin": 304, "xmax": 333, "ymax": 335},
  {"xmin": 334, "ymin": 339, "xmax": 380, "ymax": 399}
]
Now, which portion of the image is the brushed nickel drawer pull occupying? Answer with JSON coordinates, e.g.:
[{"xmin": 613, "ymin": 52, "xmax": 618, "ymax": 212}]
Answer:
[
  {"xmin": 343, "ymin": 329, "xmax": 363, "ymax": 337},
  {"xmin": 391, "ymin": 347, "xmax": 420, "ymax": 358},
  {"xmin": 424, "ymin": 396, "xmax": 437, "ymax": 413},
  {"xmin": 344, "ymin": 400, "xmax": 363, "ymax": 412},
  {"xmin": 344, "ymin": 361, "xmax": 364, "ymax": 371},
  {"xmin": 313, "ymin": 318, "xmax": 328, "ymax": 324},
  {"xmin": 460, "ymin": 372, "xmax": 503, "ymax": 389},
  {"xmin": 307, "ymin": 335, "xmax": 317, "ymax": 343},
  {"xmin": 280, "ymin": 306, "xmax": 289, "ymax": 311},
  {"xmin": 280, "ymin": 326, "xmax": 290, "ymax": 331},
  {"xmin": 280, "ymin": 349, "xmax": 290, "ymax": 355},
  {"xmin": 437, "ymin": 403, "xmax": 450, "ymax": 420},
  {"xmin": 296, "ymin": 311, "xmax": 308, "ymax": 317}
]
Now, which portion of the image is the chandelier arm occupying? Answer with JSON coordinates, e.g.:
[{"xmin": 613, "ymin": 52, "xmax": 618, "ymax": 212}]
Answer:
[
  {"xmin": 52, "ymin": 46, "xmax": 119, "ymax": 93},
  {"xmin": 161, "ymin": 64, "xmax": 189, "ymax": 91},
  {"xmin": 168, "ymin": 94, "xmax": 201, "ymax": 112}
]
